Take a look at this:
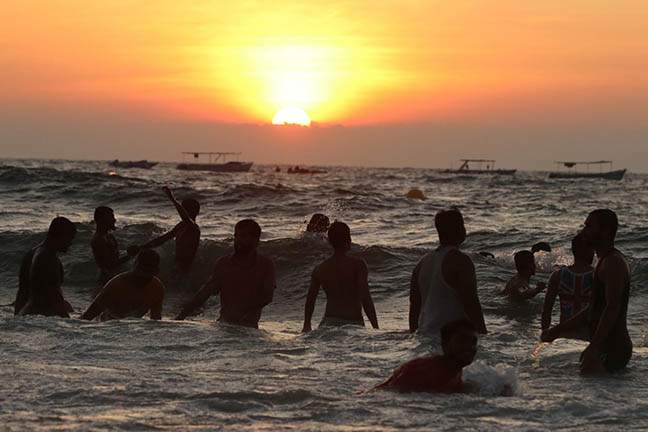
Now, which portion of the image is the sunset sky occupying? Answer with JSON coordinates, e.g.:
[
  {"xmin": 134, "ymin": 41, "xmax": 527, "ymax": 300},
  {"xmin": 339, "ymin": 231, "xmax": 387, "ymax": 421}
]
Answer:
[{"xmin": 1, "ymin": 1, "xmax": 647, "ymax": 169}]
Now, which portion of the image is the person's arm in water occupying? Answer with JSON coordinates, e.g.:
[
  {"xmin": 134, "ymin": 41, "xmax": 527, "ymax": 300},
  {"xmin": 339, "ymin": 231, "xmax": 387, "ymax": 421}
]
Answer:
[
  {"xmin": 175, "ymin": 264, "xmax": 221, "ymax": 320},
  {"xmin": 302, "ymin": 267, "xmax": 321, "ymax": 333},
  {"xmin": 444, "ymin": 250, "xmax": 487, "ymax": 334},
  {"xmin": 540, "ymin": 306, "xmax": 590, "ymax": 342},
  {"xmin": 148, "ymin": 281, "xmax": 164, "ymax": 320},
  {"xmin": 541, "ymin": 271, "xmax": 560, "ymax": 330},
  {"xmin": 409, "ymin": 262, "xmax": 422, "ymax": 333},
  {"xmin": 580, "ymin": 254, "xmax": 627, "ymax": 373},
  {"xmin": 80, "ymin": 288, "xmax": 110, "ymax": 320},
  {"xmin": 358, "ymin": 260, "xmax": 379, "ymax": 329}
]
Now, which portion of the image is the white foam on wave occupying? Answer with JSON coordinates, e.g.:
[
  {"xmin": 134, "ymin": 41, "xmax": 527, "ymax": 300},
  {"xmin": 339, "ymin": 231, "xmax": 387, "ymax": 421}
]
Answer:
[{"xmin": 463, "ymin": 360, "xmax": 519, "ymax": 396}]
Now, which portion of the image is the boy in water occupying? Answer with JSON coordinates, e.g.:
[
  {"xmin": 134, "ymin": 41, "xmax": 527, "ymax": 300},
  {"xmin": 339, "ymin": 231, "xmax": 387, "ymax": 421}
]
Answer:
[
  {"xmin": 501, "ymin": 250, "xmax": 546, "ymax": 300},
  {"xmin": 135, "ymin": 186, "xmax": 200, "ymax": 273},
  {"xmin": 91, "ymin": 206, "xmax": 138, "ymax": 285},
  {"xmin": 541, "ymin": 233, "xmax": 594, "ymax": 331},
  {"xmin": 375, "ymin": 319, "xmax": 477, "ymax": 393},
  {"xmin": 302, "ymin": 221, "xmax": 379, "ymax": 331},
  {"xmin": 81, "ymin": 249, "xmax": 164, "ymax": 321}
]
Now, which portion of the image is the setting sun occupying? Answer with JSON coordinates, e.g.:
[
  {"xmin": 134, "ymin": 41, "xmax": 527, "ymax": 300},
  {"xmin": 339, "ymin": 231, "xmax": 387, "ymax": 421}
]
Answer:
[{"xmin": 272, "ymin": 107, "xmax": 311, "ymax": 126}]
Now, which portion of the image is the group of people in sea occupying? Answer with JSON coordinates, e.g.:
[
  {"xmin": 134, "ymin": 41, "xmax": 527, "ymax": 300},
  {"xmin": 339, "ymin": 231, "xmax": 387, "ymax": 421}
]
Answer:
[{"xmin": 11, "ymin": 184, "xmax": 633, "ymax": 394}]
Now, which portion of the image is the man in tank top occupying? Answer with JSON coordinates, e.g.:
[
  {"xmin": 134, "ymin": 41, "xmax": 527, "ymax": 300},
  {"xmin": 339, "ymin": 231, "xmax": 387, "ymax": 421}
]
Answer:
[
  {"xmin": 541, "ymin": 209, "xmax": 632, "ymax": 374},
  {"xmin": 409, "ymin": 209, "xmax": 487, "ymax": 336},
  {"xmin": 541, "ymin": 233, "xmax": 594, "ymax": 331},
  {"xmin": 301, "ymin": 221, "xmax": 379, "ymax": 332}
]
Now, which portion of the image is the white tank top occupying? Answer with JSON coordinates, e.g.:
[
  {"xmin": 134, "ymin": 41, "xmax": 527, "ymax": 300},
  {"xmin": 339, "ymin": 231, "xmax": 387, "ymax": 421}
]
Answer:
[{"xmin": 417, "ymin": 246, "xmax": 467, "ymax": 336}]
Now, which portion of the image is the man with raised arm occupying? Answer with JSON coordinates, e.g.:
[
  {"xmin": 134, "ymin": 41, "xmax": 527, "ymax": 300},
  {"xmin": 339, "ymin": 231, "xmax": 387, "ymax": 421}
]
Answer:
[
  {"xmin": 91, "ymin": 206, "xmax": 138, "ymax": 285},
  {"xmin": 15, "ymin": 217, "xmax": 77, "ymax": 317},
  {"xmin": 135, "ymin": 186, "xmax": 200, "ymax": 273},
  {"xmin": 541, "ymin": 209, "xmax": 632, "ymax": 374},
  {"xmin": 302, "ymin": 221, "xmax": 379, "ymax": 332},
  {"xmin": 81, "ymin": 249, "xmax": 164, "ymax": 321},
  {"xmin": 409, "ymin": 209, "xmax": 487, "ymax": 336},
  {"xmin": 175, "ymin": 219, "xmax": 276, "ymax": 328}
]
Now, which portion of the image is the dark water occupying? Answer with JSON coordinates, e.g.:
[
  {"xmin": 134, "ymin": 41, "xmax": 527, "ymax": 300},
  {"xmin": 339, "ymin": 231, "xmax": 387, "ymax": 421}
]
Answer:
[{"xmin": 1, "ymin": 159, "xmax": 646, "ymax": 430}]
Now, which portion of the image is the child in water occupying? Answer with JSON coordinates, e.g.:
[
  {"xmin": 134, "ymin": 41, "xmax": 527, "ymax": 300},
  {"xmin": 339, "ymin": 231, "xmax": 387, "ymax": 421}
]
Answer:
[{"xmin": 501, "ymin": 250, "xmax": 546, "ymax": 300}]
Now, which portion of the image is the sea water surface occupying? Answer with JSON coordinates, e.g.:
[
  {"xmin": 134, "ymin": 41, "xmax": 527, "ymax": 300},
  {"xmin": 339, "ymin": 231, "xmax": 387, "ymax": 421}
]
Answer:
[{"xmin": 1, "ymin": 159, "xmax": 646, "ymax": 431}]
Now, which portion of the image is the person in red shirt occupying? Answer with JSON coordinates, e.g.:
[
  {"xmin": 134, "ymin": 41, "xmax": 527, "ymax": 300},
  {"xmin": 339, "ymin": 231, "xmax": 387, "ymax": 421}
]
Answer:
[{"xmin": 375, "ymin": 319, "xmax": 477, "ymax": 393}]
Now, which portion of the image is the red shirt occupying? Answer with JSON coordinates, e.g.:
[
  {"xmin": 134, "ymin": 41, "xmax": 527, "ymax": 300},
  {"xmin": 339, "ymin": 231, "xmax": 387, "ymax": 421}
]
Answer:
[{"xmin": 379, "ymin": 355, "xmax": 463, "ymax": 393}]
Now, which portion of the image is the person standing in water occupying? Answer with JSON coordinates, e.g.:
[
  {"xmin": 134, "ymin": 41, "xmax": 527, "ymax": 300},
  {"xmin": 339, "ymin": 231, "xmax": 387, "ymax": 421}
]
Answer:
[
  {"xmin": 91, "ymin": 206, "xmax": 138, "ymax": 285},
  {"xmin": 500, "ymin": 250, "xmax": 546, "ymax": 301},
  {"xmin": 541, "ymin": 233, "xmax": 594, "ymax": 331},
  {"xmin": 301, "ymin": 221, "xmax": 379, "ymax": 331},
  {"xmin": 15, "ymin": 217, "xmax": 77, "ymax": 317},
  {"xmin": 135, "ymin": 186, "xmax": 201, "ymax": 273},
  {"xmin": 81, "ymin": 249, "xmax": 164, "ymax": 321},
  {"xmin": 409, "ymin": 209, "xmax": 487, "ymax": 336},
  {"xmin": 542, "ymin": 209, "xmax": 632, "ymax": 374},
  {"xmin": 175, "ymin": 219, "xmax": 276, "ymax": 328}
]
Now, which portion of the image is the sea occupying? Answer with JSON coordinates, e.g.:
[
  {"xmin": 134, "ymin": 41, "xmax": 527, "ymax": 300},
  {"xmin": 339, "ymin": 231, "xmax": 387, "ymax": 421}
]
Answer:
[{"xmin": 1, "ymin": 159, "xmax": 646, "ymax": 431}]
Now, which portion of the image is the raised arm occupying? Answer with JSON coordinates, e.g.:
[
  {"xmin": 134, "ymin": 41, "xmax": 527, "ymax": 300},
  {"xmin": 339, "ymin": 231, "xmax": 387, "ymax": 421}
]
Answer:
[
  {"xmin": 446, "ymin": 251, "xmax": 487, "ymax": 334},
  {"xmin": 163, "ymin": 186, "xmax": 195, "ymax": 225},
  {"xmin": 358, "ymin": 260, "xmax": 379, "ymax": 329},
  {"xmin": 302, "ymin": 267, "xmax": 321, "ymax": 333},
  {"xmin": 541, "ymin": 271, "xmax": 560, "ymax": 330},
  {"xmin": 409, "ymin": 262, "xmax": 421, "ymax": 333}
]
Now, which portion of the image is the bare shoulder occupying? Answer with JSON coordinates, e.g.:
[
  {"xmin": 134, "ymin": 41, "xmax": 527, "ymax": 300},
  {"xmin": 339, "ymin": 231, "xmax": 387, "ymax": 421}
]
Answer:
[
  {"xmin": 257, "ymin": 253, "xmax": 276, "ymax": 271},
  {"xmin": 445, "ymin": 248, "xmax": 474, "ymax": 269},
  {"xmin": 602, "ymin": 251, "xmax": 630, "ymax": 275}
]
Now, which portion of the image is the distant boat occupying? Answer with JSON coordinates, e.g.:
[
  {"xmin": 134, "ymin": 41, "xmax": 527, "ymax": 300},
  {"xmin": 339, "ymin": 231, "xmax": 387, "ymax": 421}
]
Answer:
[
  {"xmin": 548, "ymin": 161, "xmax": 626, "ymax": 180},
  {"xmin": 176, "ymin": 152, "xmax": 253, "ymax": 173},
  {"xmin": 287, "ymin": 166, "xmax": 327, "ymax": 174},
  {"xmin": 109, "ymin": 160, "xmax": 158, "ymax": 169},
  {"xmin": 442, "ymin": 159, "xmax": 516, "ymax": 175}
]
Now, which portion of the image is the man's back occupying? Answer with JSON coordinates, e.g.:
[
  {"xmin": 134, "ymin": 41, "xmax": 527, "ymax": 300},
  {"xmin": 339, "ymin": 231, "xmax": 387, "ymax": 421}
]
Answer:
[
  {"xmin": 84, "ymin": 272, "xmax": 164, "ymax": 320},
  {"xmin": 174, "ymin": 221, "xmax": 201, "ymax": 271},
  {"xmin": 15, "ymin": 247, "xmax": 37, "ymax": 315},
  {"xmin": 316, "ymin": 255, "xmax": 364, "ymax": 324},
  {"xmin": 18, "ymin": 245, "xmax": 68, "ymax": 317},
  {"xmin": 377, "ymin": 355, "xmax": 463, "ymax": 393}
]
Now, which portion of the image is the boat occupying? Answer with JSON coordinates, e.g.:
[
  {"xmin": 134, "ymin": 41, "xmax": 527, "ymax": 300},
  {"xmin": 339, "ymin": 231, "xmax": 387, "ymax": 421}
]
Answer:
[
  {"xmin": 109, "ymin": 160, "xmax": 158, "ymax": 169},
  {"xmin": 176, "ymin": 152, "xmax": 253, "ymax": 172},
  {"xmin": 442, "ymin": 159, "xmax": 516, "ymax": 175},
  {"xmin": 548, "ymin": 161, "xmax": 626, "ymax": 180},
  {"xmin": 287, "ymin": 166, "xmax": 327, "ymax": 174}
]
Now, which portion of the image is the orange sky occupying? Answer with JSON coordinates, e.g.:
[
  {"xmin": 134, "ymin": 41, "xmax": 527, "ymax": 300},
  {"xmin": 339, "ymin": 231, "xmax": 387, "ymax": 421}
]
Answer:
[{"xmin": 2, "ymin": 1, "xmax": 647, "ymax": 125}]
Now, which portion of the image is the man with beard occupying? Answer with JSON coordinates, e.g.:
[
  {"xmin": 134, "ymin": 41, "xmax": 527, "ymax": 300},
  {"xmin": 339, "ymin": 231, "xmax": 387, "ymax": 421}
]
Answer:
[
  {"xmin": 541, "ymin": 209, "xmax": 632, "ymax": 374},
  {"xmin": 175, "ymin": 219, "xmax": 276, "ymax": 328},
  {"xmin": 15, "ymin": 217, "xmax": 77, "ymax": 317},
  {"xmin": 91, "ymin": 206, "xmax": 138, "ymax": 285}
]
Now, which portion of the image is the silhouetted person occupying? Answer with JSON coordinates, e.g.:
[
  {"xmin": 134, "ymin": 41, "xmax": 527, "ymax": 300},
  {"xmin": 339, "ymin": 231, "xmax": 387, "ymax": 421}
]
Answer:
[
  {"xmin": 541, "ymin": 209, "xmax": 632, "ymax": 374},
  {"xmin": 81, "ymin": 249, "xmax": 164, "ymax": 321},
  {"xmin": 91, "ymin": 206, "xmax": 137, "ymax": 285},
  {"xmin": 500, "ymin": 251, "xmax": 546, "ymax": 301},
  {"xmin": 409, "ymin": 209, "xmax": 487, "ymax": 336},
  {"xmin": 541, "ymin": 234, "xmax": 594, "ymax": 331},
  {"xmin": 175, "ymin": 219, "xmax": 276, "ymax": 328},
  {"xmin": 136, "ymin": 186, "xmax": 200, "ymax": 273},
  {"xmin": 302, "ymin": 221, "xmax": 379, "ymax": 332},
  {"xmin": 306, "ymin": 213, "xmax": 330, "ymax": 233},
  {"xmin": 375, "ymin": 320, "xmax": 477, "ymax": 393},
  {"xmin": 15, "ymin": 217, "xmax": 76, "ymax": 317}
]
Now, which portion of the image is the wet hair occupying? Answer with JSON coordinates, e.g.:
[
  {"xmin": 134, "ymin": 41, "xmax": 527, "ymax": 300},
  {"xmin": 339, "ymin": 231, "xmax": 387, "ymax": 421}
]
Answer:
[
  {"xmin": 135, "ymin": 249, "xmax": 160, "ymax": 273},
  {"xmin": 307, "ymin": 213, "xmax": 330, "ymax": 233},
  {"xmin": 441, "ymin": 319, "xmax": 476, "ymax": 346},
  {"xmin": 513, "ymin": 250, "xmax": 534, "ymax": 272},
  {"xmin": 48, "ymin": 217, "xmax": 77, "ymax": 238},
  {"xmin": 93, "ymin": 206, "xmax": 114, "ymax": 223},
  {"xmin": 182, "ymin": 198, "xmax": 200, "ymax": 220},
  {"xmin": 589, "ymin": 209, "xmax": 618, "ymax": 240},
  {"xmin": 435, "ymin": 209, "xmax": 464, "ymax": 245},
  {"xmin": 235, "ymin": 219, "xmax": 262, "ymax": 239},
  {"xmin": 328, "ymin": 221, "xmax": 351, "ymax": 249}
]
